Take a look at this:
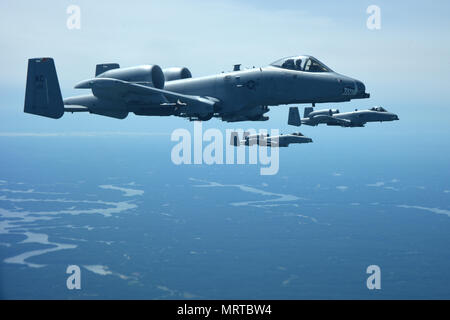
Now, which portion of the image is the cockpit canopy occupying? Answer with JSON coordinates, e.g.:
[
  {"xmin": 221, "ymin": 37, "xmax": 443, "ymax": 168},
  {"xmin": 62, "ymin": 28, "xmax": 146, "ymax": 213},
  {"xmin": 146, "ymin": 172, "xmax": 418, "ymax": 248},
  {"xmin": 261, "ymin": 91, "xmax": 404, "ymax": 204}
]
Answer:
[
  {"xmin": 369, "ymin": 106, "xmax": 387, "ymax": 112},
  {"xmin": 270, "ymin": 55, "xmax": 332, "ymax": 73},
  {"xmin": 292, "ymin": 132, "xmax": 304, "ymax": 136}
]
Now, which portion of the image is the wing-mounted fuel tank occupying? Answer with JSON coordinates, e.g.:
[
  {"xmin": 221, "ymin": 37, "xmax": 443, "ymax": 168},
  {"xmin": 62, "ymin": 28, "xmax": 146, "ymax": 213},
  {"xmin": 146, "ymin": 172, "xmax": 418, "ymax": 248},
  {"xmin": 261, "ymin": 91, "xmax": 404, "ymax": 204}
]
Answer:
[
  {"xmin": 162, "ymin": 67, "xmax": 192, "ymax": 82},
  {"xmin": 96, "ymin": 65, "xmax": 165, "ymax": 89}
]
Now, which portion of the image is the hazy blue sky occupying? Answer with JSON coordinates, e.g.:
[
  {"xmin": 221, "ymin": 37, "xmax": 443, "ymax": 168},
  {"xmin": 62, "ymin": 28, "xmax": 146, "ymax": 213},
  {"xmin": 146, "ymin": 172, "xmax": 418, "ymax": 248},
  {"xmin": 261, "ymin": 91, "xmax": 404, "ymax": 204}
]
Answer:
[{"xmin": 0, "ymin": 0, "xmax": 449, "ymax": 134}]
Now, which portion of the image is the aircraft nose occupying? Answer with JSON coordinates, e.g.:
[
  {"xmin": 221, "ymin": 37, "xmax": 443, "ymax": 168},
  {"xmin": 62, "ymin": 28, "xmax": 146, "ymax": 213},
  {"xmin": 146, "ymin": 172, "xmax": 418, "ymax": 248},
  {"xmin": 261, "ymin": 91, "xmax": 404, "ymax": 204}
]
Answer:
[
  {"xmin": 355, "ymin": 80, "xmax": 365, "ymax": 93},
  {"xmin": 353, "ymin": 80, "xmax": 370, "ymax": 99}
]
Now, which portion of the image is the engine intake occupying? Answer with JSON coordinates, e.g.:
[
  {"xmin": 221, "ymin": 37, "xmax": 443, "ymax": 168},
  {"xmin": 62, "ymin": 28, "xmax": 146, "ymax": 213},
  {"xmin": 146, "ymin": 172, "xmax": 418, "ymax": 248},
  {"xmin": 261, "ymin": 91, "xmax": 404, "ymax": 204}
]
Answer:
[{"xmin": 162, "ymin": 67, "xmax": 192, "ymax": 81}]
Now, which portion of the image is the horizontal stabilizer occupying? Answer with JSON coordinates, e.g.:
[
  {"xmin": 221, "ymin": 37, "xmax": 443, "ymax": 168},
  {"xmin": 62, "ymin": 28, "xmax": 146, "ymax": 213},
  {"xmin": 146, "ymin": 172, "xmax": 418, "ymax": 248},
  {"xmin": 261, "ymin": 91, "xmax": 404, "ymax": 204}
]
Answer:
[
  {"xmin": 95, "ymin": 63, "xmax": 120, "ymax": 77},
  {"xmin": 24, "ymin": 58, "xmax": 64, "ymax": 119}
]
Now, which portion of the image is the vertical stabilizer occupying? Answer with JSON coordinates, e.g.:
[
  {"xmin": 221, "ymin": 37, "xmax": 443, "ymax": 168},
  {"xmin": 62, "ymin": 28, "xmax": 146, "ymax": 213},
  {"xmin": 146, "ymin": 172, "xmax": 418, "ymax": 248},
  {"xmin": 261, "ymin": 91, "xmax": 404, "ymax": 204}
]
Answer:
[
  {"xmin": 288, "ymin": 107, "xmax": 301, "ymax": 126},
  {"xmin": 24, "ymin": 58, "xmax": 64, "ymax": 119},
  {"xmin": 303, "ymin": 107, "xmax": 313, "ymax": 118},
  {"xmin": 230, "ymin": 132, "xmax": 240, "ymax": 146},
  {"xmin": 95, "ymin": 63, "xmax": 120, "ymax": 76}
]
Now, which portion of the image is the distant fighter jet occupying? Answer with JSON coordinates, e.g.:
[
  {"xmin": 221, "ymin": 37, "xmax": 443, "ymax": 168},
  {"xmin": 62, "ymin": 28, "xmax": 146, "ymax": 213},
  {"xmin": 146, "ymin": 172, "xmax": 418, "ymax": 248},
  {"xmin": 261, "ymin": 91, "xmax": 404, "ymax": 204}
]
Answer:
[
  {"xmin": 24, "ymin": 55, "xmax": 369, "ymax": 122},
  {"xmin": 230, "ymin": 132, "xmax": 313, "ymax": 147},
  {"xmin": 288, "ymin": 106, "xmax": 399, "ymax": 127}
]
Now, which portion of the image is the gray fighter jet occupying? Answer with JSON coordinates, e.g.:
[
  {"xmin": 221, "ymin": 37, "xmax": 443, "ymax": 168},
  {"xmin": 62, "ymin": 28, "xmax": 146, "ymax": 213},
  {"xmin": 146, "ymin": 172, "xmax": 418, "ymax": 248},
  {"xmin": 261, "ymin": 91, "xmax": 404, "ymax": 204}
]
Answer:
[
  {"xmin": 24, "ymin": 55, "xmax": 369, "ymax": 122},
  {"xmin": 230, "ymin": 132, "xmax": 312, "ymax": 147},
  {"xmin": 288, "ymin": 106, "xmax": 399, "ymax": 127}
]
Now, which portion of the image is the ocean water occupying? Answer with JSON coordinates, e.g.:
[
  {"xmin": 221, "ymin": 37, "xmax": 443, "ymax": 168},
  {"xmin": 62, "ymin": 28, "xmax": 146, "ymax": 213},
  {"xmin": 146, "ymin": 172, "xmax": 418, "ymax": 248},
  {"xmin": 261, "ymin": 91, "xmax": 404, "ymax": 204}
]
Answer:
[{"xmin": 0, "ymin": 121, "xmax": 449, "ymax": 299}]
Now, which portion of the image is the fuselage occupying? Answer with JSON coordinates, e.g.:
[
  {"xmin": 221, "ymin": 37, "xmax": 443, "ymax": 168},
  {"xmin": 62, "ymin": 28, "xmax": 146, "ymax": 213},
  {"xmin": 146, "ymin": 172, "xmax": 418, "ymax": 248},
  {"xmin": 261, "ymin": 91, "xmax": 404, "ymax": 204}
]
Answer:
[
  {"xmin": 163, "ymin": 66, "xmax": 368, "ymax": 114},
  {"xmin": 240, "ymin": 132, "xmax": 313, "ymax": 147},
  {"xmin": 302, "ymin": 108, "xmax": 399, "ymax": 127},
  {"xmin": 64, "ymin": 55, "xmax": 370, "ymax": 121},
  {"xmin": 333, "ymin": 110, "xmax": 398, "ymax": 122}
]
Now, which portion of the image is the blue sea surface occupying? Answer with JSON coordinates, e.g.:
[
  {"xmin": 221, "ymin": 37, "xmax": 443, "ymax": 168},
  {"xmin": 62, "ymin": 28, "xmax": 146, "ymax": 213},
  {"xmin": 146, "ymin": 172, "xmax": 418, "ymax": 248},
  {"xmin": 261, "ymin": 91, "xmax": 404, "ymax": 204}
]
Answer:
[{"xmin": 0, "ymin": 121, "xmax": 449, "ymax": 299}]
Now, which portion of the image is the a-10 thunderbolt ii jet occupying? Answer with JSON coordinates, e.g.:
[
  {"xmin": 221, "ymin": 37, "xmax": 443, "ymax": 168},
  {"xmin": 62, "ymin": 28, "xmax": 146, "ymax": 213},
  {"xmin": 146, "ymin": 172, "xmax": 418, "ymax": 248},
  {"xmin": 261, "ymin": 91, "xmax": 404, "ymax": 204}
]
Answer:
[
  {"xmin": 24, "ymin": 55, "xmax": 369, "ymax": 122},
  {"xmin": 288, "ymin": 106, "xmax": 399, "ymax": 127},
  {"xmin": 230, "ymin": 132, "xmax": 313, "ymax": 147}
]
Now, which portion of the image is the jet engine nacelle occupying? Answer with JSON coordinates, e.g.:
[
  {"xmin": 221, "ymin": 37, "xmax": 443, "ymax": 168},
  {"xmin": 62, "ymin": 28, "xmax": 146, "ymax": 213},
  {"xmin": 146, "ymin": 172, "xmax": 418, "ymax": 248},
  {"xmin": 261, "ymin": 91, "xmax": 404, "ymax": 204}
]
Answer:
[
  {"xmin": 162, "ymin": 67, "xmax": 192, "ymax": 82},
  {"xmin": 309, "ymin": 108, "xmax": 340, "ymax": 118},
  {"xmin": 96, "ymin": 65, "xmax": 165, "ymax": 89}
]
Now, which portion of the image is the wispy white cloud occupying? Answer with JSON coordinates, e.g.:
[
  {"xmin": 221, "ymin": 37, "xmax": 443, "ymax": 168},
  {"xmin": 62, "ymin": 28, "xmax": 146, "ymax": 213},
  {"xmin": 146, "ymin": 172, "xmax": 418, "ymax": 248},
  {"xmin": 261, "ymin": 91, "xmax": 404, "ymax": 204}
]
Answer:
[
  {"xmin": 84, "ymin": 265, "xmax": 112, "ymax": 276},
  {"xmin": 83, "ymin": 265, "xmax": 135, "ymax": 280},
  {"xmin": 0, "ymin": 132, "xmax": 169, "ymax": 137},
  {"xmin": 397, "ymin": 205, "xmax": 450, "ymax": 218},
  {"xmin": 4, "ymin": 232, "xmax": 77, "ymax": 268},
  {"xmin": 332, "ymin": 173, "xmax": 342, "ymax": 177},
  {"xmin": 190, "ymin": 178, "xmax": 301, "ymax": 207},
  {"xmin": 336, "ymin": 186, "xmax": 348, "ymax": 191},
  {"xmin": 0, "ymin": 188, "xmax": 67, "ymax": 195},
  {"xmin": 99, "ymin": 185, "xmax": 144, "ymax": 197},
  {"xmin": 156, "ymin": 285, "xmax": 199, "ymax": 299},
  {"xmin": 282, "ymin": 274, "xmax": 299, "ymax": 287},
  {"xmin": 367, "ymin": 182, "xmax": 385, "ymax": 187},
  {"xmin": 0, "ymin": 184, "xmax": 139, "ymax": 268},
  {"xmin": 283, "ymin": 213, "xmax": 319, "ymax": 224},
  {"xmin": 0, "ymin": 196, "xmax": 137, "ymax": 218}
]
